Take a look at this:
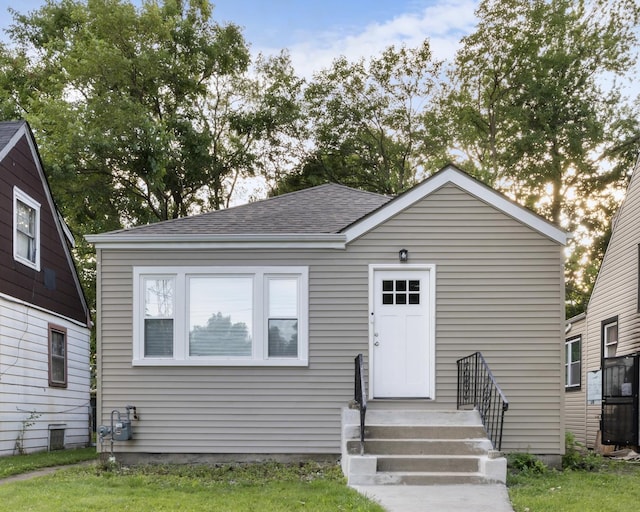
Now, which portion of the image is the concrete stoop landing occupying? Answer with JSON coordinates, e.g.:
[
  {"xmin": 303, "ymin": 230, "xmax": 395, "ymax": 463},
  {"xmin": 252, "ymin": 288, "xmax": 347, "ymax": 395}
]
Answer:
[{"xmin": 341, "ymin": 408, "xmax": 507, "ymax": 486}]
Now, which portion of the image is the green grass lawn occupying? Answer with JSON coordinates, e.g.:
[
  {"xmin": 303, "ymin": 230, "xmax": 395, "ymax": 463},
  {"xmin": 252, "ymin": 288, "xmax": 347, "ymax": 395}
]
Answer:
[
  {"xmin": 508, "ymin": 454, "xmax": 640, "ymax": 512},
  {"xmin": 0, "ymin": 447, "xmax": 97, "ymax": 478},
  {"xmin": 0, "ymin": 456, "xmax": 384, "ymax": 512}
]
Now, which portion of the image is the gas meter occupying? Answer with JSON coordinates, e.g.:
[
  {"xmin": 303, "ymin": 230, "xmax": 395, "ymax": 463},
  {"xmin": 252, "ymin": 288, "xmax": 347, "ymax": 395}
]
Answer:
[{"xmin": 98, "ymin": 405, "xmax": 137, "ymax": 443}]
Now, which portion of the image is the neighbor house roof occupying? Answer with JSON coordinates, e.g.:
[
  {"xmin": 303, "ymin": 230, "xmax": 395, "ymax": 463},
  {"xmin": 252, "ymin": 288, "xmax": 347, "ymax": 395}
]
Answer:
[
  {"xmin": 0, "ymin": 120, "xmax": 91, "ymax": 325},
  {"xmin": 0, "ymin": 121, "xmax": 28, "ymax": 156},
  {"xmin": 87, "ymin": 165, "xmax": 567, "ymax": 248}
]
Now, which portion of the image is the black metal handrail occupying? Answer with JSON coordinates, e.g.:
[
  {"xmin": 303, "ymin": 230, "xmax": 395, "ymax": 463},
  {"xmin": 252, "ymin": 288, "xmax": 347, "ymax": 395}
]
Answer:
[
  {"xmin": 457, "ymin": 351, "xmax": 509, "ymax": 451},
  {"xmin": 354, "ymin": 353, "xmax": 367, "ymax": 449}
]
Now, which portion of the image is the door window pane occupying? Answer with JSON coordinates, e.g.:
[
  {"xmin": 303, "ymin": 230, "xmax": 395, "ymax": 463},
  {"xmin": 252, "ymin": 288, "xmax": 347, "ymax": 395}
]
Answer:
[
  {"xmin": 381, "ymin": 279, "xmax": 421, "ymax": 305},
  {"xmin": 189, "ymin": 277, "xmax": 252, "ymax": 356}
]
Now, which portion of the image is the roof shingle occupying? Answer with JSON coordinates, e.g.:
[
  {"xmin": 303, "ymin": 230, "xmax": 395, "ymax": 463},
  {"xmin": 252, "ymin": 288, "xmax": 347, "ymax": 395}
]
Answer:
[
  {"xmin": 111, "ymin": 183, "xmax": 391, "ymax": 236},
  {"xmin": 0, "ymin": 121, "xmax": 26, "ymax": 150}
]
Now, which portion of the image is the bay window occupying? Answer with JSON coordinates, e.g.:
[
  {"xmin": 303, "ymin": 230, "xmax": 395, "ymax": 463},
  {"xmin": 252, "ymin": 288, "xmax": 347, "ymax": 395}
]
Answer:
[{"xmin": 134, "ymin": 267, "xmax": 308, "ymax": 366}]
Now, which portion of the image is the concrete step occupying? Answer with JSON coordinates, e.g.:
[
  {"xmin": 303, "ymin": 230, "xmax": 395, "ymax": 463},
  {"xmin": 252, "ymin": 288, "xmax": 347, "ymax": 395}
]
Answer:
[
  {"xmin": 345, "ymin": 408, "xmax": 484, "ymax": 427},
  {"xmin": 377, "ymin": 455, "xmax": 480, "ymax": 473},
  {"xmin": 341, "ymin": 407, "xmax": 507, "ymax": 486},
  {"xmin": 364, "ymin": 425, "xmax": 487, "ymax": 440},
  {"xmin": 348, "ymin": 471, "xmax": 492, "ymax": 486},
  {"xmin": 346, "ymin": 438, "xmax": 493, "ymax": 456}
]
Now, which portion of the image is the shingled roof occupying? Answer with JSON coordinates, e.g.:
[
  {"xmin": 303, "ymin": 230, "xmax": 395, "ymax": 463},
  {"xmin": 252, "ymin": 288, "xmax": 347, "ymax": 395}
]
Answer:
[
  {"xmin": 108, "ymin": 183, "xmax": 391, "ymax": 236},
  {"xmin": 0, "ymin": 120, "xmax": 26, "ymax": 151}
]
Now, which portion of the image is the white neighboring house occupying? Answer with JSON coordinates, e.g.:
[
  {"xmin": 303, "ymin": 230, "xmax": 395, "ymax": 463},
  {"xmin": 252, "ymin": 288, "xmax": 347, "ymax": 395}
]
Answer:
[{"xmin": 0, "ymin": 121, "xmax": 92, "ymax": 456}]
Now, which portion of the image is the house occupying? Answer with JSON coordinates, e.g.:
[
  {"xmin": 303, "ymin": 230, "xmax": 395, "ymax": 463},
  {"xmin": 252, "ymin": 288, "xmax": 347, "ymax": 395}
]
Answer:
[
  {"xmin": 0, "ymin": 121, "xmax": 92, "ymax": 455},
  {"xmin": 565, "ymin": 157, "xmax": 640, "ymax": 450},
  {"xmin": 87, "ymin": 164, "xmax": 566, "ymax": 479}
]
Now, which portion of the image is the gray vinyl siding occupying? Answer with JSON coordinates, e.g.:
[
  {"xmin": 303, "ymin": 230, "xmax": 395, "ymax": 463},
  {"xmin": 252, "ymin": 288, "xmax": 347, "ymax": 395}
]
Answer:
[
  {"xmin": 96, "ymin": 183, "xmax": 564, "ymax": 456},
  {"xmin": 583, "ymin": 163, "xmax": 640, "ymax": 448},
  {"xmin": 564, "ymin": 315, "xmax": 586, "ymax": 445}
]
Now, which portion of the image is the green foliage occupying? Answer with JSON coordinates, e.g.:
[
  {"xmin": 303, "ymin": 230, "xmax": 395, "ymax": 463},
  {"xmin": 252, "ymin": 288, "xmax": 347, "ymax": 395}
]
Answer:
[
  {"xmin": 0, "ymin": 0, "xmax": 304, "ymax": 229},
  {"xmin": 0, "ymin": 447, "xmax": 97, "ymax": 478},
  {"xmin": 14, "ymin": 411, "xmax": 42, "ymax": 455},
  {"xmin": 0, "ymin": 0, "xmax": 305, "ymax": 328},
  {"xmin": 276, "ymin": 40, "xmax": 448, "ymax": 196},
  {"xmin": 507, "ymin": 452, "xmax": 548, "ymax": 478},
  {"xmin": 562, "ymin": 432, "xmax": 604, "ymax": 471}
]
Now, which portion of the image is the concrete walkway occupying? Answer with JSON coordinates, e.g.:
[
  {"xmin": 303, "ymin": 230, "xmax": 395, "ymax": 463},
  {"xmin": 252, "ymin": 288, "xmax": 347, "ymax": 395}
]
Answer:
[
  {"xmin": 353, "ymin": 484, "xmax": 515, "ymax": 512},
  {"xmin": 0, "ymin": 461, "xmax": 95, "ymax": 486}
]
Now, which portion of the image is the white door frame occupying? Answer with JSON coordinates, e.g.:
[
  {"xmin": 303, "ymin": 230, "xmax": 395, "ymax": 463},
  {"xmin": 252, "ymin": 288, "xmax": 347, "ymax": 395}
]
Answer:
[{"xmin": 368, "ymin": 263, "xmax": 436, "ymax": 400}]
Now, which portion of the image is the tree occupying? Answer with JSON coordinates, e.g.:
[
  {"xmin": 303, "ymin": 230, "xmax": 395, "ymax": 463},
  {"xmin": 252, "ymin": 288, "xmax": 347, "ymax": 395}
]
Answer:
[
  {"xmin": 442, "ymin": 0, "xmax": 640, "ymax": 314},
  {"xmin": 275, "ymin": 40, "xmax": 448, "ymax": 196},
  {"xmin": 0, "ymin": 0, "xmax": 304, "ymax": 228},
  {"xmin": 0, "ymin": 0, "xmax": 305, "ymax": 326}
]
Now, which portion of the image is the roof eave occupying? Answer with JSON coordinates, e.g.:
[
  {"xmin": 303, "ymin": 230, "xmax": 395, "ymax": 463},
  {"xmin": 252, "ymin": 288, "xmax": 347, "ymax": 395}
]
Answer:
[
  {"xmin": 344, "ymin": 165, "xmax": 567, "ymax": 246},
  {"xmin": 85, "ymin": 232, "xmax": 347, "ymax": 250}
]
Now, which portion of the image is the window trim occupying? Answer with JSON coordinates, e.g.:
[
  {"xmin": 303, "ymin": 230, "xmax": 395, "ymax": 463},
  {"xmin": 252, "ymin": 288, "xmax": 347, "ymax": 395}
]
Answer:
[
  {"xmin": 13, "ymin": 187, "xmax": 41, "ymax": 271},
  {"xmin": 601, "ymin": 316, "xmax": 619, "ymax": 359},
  {"xmin": 565, "ymin": 335, "xmax": 581, "ymax": 391},
  {"xmin": 132, "ymin": 266, "xmax": 309, "ymax": 366},
  {"xmin": 48, "ymin": 323, "xmax": 68, "ymax": 388}
]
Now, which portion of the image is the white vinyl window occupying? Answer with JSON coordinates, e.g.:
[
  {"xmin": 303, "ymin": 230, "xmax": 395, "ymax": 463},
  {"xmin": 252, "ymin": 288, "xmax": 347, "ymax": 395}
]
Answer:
[
  {"xmin": 13, "ymin": 187, "xmax": 41, "ymax": 270},
  {"xmin": 604, "ymin": 319, "xmax": 618, "ymax": 358},
  {"xmin": 565, "ymin": 336, "xmax": 581, "ymax": 390},
  {"xmin": 133, "ymin": 267, "xmax": 308, "ymax": 366}
]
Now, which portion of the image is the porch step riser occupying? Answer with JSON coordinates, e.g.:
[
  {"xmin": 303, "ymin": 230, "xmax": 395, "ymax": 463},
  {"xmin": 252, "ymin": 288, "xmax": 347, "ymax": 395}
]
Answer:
[
  {"xmin": 377, "ymin": 456, "xmax": 480, "ymax": 473},
  {"xmin": 347, "ymin": 439, "xmax": 492, "ymax": 456},
  {"xmin": 348, "ymin": 472, "xmax": 491, "ymax": 486}
]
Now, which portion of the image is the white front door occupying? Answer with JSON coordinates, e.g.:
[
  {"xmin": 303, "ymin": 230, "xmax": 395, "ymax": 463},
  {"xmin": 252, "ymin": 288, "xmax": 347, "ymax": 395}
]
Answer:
[{"xmin": 371, "ymin": 267, "xmax": 433, "ymax": 398}]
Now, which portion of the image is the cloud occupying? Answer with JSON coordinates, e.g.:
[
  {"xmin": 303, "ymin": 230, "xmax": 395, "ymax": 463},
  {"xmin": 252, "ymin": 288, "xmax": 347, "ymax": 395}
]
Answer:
[{"xmin": 255, "ymin": 0, "xmax": 478, "ymax": 79}]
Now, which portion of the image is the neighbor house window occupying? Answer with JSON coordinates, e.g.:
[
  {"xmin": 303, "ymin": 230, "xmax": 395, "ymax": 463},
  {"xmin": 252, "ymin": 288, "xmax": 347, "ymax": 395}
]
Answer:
[
  {"xmin": 48, "ymin": 324, "xmax": 67, "ymax": 387},
  {"xmin": 565, "ymin": 336, "xmax": 581, "ymax": 390},
  {"xmin": 603, "ymin": 318, "xmax": 618, "ymax": 358},
  {"xmin": 13, "ymin": 187, "xmax": 41, "ymax": 271},
  {"xmin": 133, "ymin": 267, "xmax": 308, "ymax": 366}
]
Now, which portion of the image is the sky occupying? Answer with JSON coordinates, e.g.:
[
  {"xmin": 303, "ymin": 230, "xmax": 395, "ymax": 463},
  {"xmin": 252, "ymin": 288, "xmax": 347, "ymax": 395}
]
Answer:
[{"xmin": 0, "ymin": 0, "xmax": 480, "ymax": 78}]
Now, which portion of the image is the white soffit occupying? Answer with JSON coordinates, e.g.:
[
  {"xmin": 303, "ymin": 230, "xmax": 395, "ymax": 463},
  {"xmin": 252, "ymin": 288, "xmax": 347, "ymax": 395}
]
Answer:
[{"xmin": 344, "ymin": 165, "xmax": 567, "ymax": 245}]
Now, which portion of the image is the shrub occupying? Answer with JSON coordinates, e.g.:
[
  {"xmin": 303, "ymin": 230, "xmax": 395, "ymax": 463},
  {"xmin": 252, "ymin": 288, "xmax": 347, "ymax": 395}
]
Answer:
[
  {"xmin": 563, "ymin": 431, "xmax": 602, "ymax": 471},
  {"xmin": 507, "ymin": 452, "xmax": 547, "ymax": 476}
]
